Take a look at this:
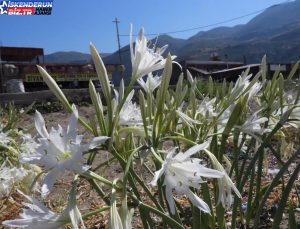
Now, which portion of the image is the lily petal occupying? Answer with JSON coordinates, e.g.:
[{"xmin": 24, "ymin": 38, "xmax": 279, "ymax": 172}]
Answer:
[
  {"xmin": 35, "ymin": 111, "xmax": 49, "ymax": 138},
  {"xmin": 187, "ymin": 189, "xmax": 211, "ymax": 214}
]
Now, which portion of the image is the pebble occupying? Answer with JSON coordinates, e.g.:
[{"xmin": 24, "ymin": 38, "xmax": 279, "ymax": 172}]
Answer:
[
  {"xmin": 268, "ymin": 168, "xmax": 280, "ymax": 177},
  {"xmin": 241, "ymin": 203, "xmax": 248, "ymax": 212}
]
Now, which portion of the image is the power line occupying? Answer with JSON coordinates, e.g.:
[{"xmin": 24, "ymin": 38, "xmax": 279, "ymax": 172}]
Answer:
[{"xmin": 120, "ymin": 0, "xmax": 292, "ymax": 37}]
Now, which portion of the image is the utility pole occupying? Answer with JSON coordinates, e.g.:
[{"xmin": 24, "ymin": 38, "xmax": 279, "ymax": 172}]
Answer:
[{"xmin": 112, "ymin": 17, "xmax": 124, "ymax": 80}]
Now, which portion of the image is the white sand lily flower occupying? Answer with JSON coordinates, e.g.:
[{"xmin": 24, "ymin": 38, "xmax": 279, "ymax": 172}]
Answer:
[
  {"xmin": 283, "ymin": 105, "xmax": 300, "ymax": 128},
  {"xmin": 130, "ymin": 25, "xmax": 176, "ymax": 79},
  {"xmin": 119, "ymin": 90, "xmax": 143, "ymax": 126},
  {"xmin": 110, "ymin": 179, "xmax": 133, "ymax": 229},
  {"xmin": 248, "ymin": 81, "xmax": 262, "ymax": 100},
  {"xmin": 176, "ymin": 109, "xmax": 201, "ymax": 130},
  {"xmin": 110, "ymin": 198, "xmax": 124, "ymax": 229},
  {"xmin": 229, "ymin": 74, "xmax": 252, "ymax": 102},
  {"xmin": 20, "ymin": 133, "xmax": 39, "ymax": 157},
  {"xmin": 197, "ymin": 97, "xmax": 216, "ymax": 119},
  {"xmin": 204, "ymin": 150, "xmax": 241, "ymax": 209},
  {"xmin": 2, "ymin": 190, "xmax": 85, "ymax": 229},
  {"xmin": 150, "ymin": 143, "xmax": 224, "ymax": 214},
  {"xmin": 137, "ymin": 73, "xmax": 162, "ymax": 93},
  {"xmin": 0, "ymin": 166, "xmax": 27, "ymax": 197},
  {"xmin": 21, "ymin": 105, "xmax": 109, "ymax": 197},
  {"xmin": 110, "ymin": 197, "xmax": 133, "ymax": 229},
  {"xmin": 0, "ymin": 129, "xmax": 9, "ymax": 145},
  {"xmin": 235, "ymin": 111, "xmax": 269, "ymax": 139},
  {"xmin": 217, "ymin": 104, "xmax": 235, "ymax": 133}
]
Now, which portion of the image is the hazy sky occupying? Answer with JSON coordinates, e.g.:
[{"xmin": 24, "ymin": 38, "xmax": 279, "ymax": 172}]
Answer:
[{"xmin": 0, "ymin": 0, "xmax": 291, "ymax": 54}]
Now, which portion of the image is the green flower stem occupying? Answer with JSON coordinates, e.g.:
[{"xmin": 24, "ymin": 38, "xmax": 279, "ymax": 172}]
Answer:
[
  {"xmin": 112, "ymin": 146, "xmax": 165, "ymax": 212},
  {"xmin": 218, "ymin": 134, "xmax": 228, "ymax": 161},
  {"xmin": 216, "ymin": 204, "xmax": 225, "ymax": 229},
  {"xmin": 142, "ymin": 163, "xmax": 154, "ymax": 176},
  {"xmin": 78, "ymin": 117, "xmax": 93, "ymax": 134},
  {"xmin": 88, "ymin": 179, "xmax": 110, "ymax": 205},
  {"xmin": 146, "ymin": 90, "xmax": 153, "ymax": 119},
  {"xmin": 245, "ymin": 167, "xmax": 255, "ymax": 227},
  {"xmin": 273, "ymin": 165, "xmax": 300, "ymax": 228},
  {"xmin": 252, "ymin": 148, "xmax": 300, "ymax": 228},
  {"xmin": 92, "ymin": 157, "xmax": 116, "ymax": 172},
  {"xmin": 107, "ymin": 77, "xmax": 137, "ymax": 151},
  {"xmin": 150, "ymin": 147, "xmax": 164, "ymax": 164},
  {"xmin": 138, "ymin": 201, "xmax": 184, "ymax": 229},
  {"xmin": 127, "ymin": 173, "xmax": 155, "ymax": 228},
  {"xmin": 133, "ymin": 170, "xmax": 165, "ymax": 211},
  {"xmin": 82, "ymin": 170, "xmax": 115, "ymax": 188},
  {"xmin": 230, "ymin": 132, "xmax": 246, "ymax": 228},
  {"xmin": 253, "ymin": 149, "xmax": 264, "ymax": 205},
  {"xmin": 139, "ymin": 91, "xmax": 150, "ymax": 141},
  {"xmin": 123, "ymin": 146, "xmax": 145, "ymax": 195},
  {"xmin": 202, "ymin": 183, "xmax": 216, "ymax": 229},
  {"xmin": 87, "ymin": 151, "xmax": 97, "ymax": 166},
  {"xmin": 164, "ymin": 135, "xmax": 198, "ymax": 146},
  {"xmin": 237, "ymin": 138, "xmax": 255, "ymax": 182},
  {"xmin": 239, "ymin": 121, "xmax": 283, "ymax": 191},
  {"xmin": 192, "ymin": 205, "xmax": 201, "ymax": 229},
  {"xmin": 82, "ymin": 206, "xmax": 110, "ymax": 220},
  {"xmin": 89, "ymin": 80, "xmax": 107, "ymax": 136},
  {"xmin": 139, "ymin": 208, "xmax": 151, "ymax": 229}
]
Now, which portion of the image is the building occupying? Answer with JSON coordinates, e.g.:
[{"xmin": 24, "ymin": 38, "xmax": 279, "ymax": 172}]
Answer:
[{"xmin": 0, "ymin": 46, "xmax": 124, "ymax": 93}]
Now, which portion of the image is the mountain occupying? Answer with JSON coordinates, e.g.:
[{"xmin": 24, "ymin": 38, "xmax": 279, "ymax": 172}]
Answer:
[
  {"xmin": 44, "ymin": 51, "xmax": 111, "ymax": 64},
  {"xmin": 184, "ymin": 0, "xmax": 300, "ymax": 62},
  {"xmin": 103, "ymin": 0, "xmax": 300, "ymax": 75},
  {"xmin": 238, "ymin": 1, "xmax": 300, "ymax": 39}
]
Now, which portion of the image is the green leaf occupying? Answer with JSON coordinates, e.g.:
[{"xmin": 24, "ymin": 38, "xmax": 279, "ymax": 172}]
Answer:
[
  {"xmin": 272, "ymin": 164, "xmax": 300, "ymax": 229},
  {"xmin": 288, "ymin": 202, "xmax": 297, "ymax": 229},
  {"xmin": 89, "ymin": 80, "xmax": 107, "ymax": 135},
  {"xmin": 157, "ymin": 54, "xmax": 173, "ymax": 114},
  {"xmin": 253, "ymin": 146, "xmax": 300, "ymax": 228},
  {"xmin": 287, "ymin": 61, "xmax": 299, "ymax": 81},
  {"xmin": 90, "ymin": 43, "xmax": 111, "ymax": 103},
  {"xmin": 37, "ymin": 65, "xmax": 72, "ymax": 112},
  {"xmin": 139, "ymin": 90, "xmax": 150, "ymax": 140},
  {"xmin": 223, "ymin": 97, "xmax": 246, "ymax": 136},
  {"xmin": 208, "ymin": 76, "xmax": 214, "ymax": 96},
  {"xmin": 261, "ymin": 55, "xmax": 267, "ymax": 81},
  {"xmin": 37, "ymin": 65, "xmax": 92, "ymax": 133},
  {"xmin": 90, "ymin": 43, "xmax": 113, "ymax": 125}
]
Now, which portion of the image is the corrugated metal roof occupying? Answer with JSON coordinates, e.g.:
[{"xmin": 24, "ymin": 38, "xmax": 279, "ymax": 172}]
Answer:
[
  {"xmin": 185, "ymin": 60, "xmax": 243, "ymax": 66},
  {"xmin": 210, "ymin": 63, "xmax": 261, "ymax": 74}
]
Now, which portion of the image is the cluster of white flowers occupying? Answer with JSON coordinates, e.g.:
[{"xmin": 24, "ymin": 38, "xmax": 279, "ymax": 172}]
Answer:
[
  {"xmin": 0, "ymin": 166, "xmax": 27, "ymax": 197},
  {"xmin": 137, "ymin": 73, "xmax": 162, "ymax": 93},
  {"xmin": 3, "ymin": 190, "xmax": 84, "ymax": 229},
  {"xmin": 130, "ymin": 25, "xmax": 176, "ymax": 80},
  {"xmin": 20, "ymin": 104, "xmax": 109, "ymax": 197},
  {"xmin": 2, "ymin": 104, "xmax": 109, "ymax": 228},
  {"xmin": 150, "ymin": 143, "xmax": 241, "ymax": 214},
  {"xmin": 0, "ymin": 128, "xmax": 10, "ymax": 145},
  {"xmin": 118, "ymin": 91, "xmax": 143, "ymax": 126},
  {"xmin": 3, "ymin": 25, "xmax": 294, "ymax": 229}
]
